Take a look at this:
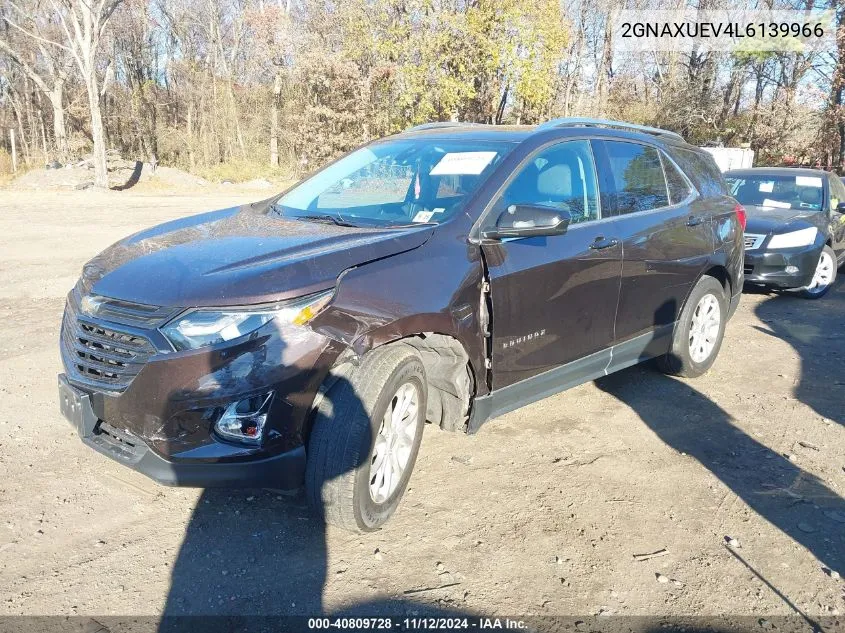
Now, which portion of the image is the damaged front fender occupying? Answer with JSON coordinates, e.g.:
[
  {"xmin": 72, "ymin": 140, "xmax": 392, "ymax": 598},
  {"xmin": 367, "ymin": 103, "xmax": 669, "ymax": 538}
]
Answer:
[{"xmin": 308, "ymin": 230, "xmax": 488, "ymax": 432}]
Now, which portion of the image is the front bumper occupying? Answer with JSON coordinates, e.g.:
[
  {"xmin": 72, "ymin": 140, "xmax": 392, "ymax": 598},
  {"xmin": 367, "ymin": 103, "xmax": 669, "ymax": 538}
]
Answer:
[
  {"xmin": 59, "ymin": 373, "xmax": 307, "ymax": 488},
  {"xmin": 59, "ymin": 294, "xmax": 344, "ymax": 488},
  {"xmin": 744, "ymin": 244, "xmax": 821, "ymax": 289}
]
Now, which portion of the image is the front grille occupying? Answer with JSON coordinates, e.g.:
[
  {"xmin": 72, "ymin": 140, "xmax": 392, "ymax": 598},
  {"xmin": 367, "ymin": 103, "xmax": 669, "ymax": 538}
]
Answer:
[
  {"xmin": 744, "ymin": 264, "xmax": 754, "ymax": 275},
  {"xmin": 61, "ymin": 290, "xmax": 164, "ymax": 391},
  {"xmin": 744, "ymin": 233, "xmax": 766, "ymax": 250},
  {"xmin": 70, "ymin": 281, "xmax": 181, "ymax": 328}
]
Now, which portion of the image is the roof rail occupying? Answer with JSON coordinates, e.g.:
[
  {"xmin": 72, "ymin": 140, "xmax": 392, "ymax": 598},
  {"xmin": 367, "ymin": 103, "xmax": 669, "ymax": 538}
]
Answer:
[
  {"xmin": 536, "ymin": 117, "xmax": 684, "ymax": 142},
  {"xmin": 404, "ymin": 122, "xmax": 487, "ymax": 133}
]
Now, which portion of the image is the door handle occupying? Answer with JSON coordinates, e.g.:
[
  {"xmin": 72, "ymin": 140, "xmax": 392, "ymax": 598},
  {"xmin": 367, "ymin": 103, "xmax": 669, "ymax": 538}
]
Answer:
[
  {"xmin": 589, "ymin": 236, "xmax": 619, "ymax": 250},
  {"xmin": 686, "ymin": 215, "xmax": 703, "ymax": 227}
]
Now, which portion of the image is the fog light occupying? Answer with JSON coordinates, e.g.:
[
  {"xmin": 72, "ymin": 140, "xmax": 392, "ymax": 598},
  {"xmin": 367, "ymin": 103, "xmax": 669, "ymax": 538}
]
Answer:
[
  {"xmin": 214, "ymin": 392, "xmax": 273, "ymax": 445},
  {"xmin": 785, "ymin": 265, "xmax": 799, "ymax": 274}
]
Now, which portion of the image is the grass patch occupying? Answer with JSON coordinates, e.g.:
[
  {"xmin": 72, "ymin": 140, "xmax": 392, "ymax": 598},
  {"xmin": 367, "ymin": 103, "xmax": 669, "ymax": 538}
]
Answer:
[{"xmin": 191, "ymin": 159, "xmax": 297, "ymax": 184}]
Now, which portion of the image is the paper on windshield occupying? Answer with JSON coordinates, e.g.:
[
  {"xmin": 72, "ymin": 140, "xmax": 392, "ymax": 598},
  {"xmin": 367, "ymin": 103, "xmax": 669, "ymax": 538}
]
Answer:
[
  {"xmin": 412, "ymin": 210, "xmax": 435, "ymax": 223},
  {"xmin": 796, "ymin": 176, "xmax": 823, "ymax": 188},
  {"xmin": 430, "ymin": 152, "xmax": 497, "ymax": 175},
  {"xmin": 758, "ymin": 181, "xmax": 774, "ymax": 193},
  {"xmin": 762, "ymin": 198, "xmax": 792, "ymax": 209}
]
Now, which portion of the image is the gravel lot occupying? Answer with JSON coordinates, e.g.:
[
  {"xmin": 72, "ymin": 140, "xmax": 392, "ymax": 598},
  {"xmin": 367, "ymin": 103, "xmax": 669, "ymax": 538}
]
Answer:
[{"xmin": 0, "ymin": 190, "xmax": 843, "ymax": 627}]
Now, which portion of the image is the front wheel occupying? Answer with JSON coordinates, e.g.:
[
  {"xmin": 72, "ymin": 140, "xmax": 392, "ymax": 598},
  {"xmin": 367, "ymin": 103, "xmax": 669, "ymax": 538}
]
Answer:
[
  {"xmin": 656, "ymin": 275, "xmax": 727, "ymax": 378},
  {"xmin": 799, "ymin": 245, "xmax": 836, "ymax": 299},
  {"xmin": 305, "ymin": 345, "xmax": 427, "ymax": 532}
]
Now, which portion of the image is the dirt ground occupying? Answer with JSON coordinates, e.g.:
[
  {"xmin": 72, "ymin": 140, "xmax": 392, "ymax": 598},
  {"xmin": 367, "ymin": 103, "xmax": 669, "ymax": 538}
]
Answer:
[
  {"xmin": 0, "ymin": 190, "xmax": 843, "ymax": 627},
  {"xmin": 8, "ymin": 163, "xmax": 281, "ymax": 194}
]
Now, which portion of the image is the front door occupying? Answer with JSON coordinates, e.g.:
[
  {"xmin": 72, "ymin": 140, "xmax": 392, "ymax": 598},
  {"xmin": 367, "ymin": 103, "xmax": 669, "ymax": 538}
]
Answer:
[{"xmin": 480, "ymin": 140, "xmax": 623, "ymax": 390}]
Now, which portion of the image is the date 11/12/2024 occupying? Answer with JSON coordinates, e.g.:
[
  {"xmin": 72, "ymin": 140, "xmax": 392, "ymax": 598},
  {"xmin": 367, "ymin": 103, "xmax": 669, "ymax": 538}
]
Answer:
[{"xmin": 307, "ymin": 617, "xmax": 528, "ymax": 630}]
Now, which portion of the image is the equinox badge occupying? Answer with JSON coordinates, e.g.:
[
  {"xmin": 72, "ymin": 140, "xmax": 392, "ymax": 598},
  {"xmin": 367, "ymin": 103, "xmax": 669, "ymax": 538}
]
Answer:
[{"xmin": 502, "ymin": 329, "xmax": 546, "ymax": 349}]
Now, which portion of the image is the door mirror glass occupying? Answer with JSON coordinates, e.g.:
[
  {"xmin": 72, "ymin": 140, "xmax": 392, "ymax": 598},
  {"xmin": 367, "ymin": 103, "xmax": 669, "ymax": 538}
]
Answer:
[{"xmin": 483, "ymin": 204, "xmax": 571, "ymax": 239}]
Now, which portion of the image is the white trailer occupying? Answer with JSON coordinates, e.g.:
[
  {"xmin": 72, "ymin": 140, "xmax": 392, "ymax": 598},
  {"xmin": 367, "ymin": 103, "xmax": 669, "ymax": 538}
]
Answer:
[{"xmin": 700, "ymin": 147, "xmax": 754, "ymax": 172}]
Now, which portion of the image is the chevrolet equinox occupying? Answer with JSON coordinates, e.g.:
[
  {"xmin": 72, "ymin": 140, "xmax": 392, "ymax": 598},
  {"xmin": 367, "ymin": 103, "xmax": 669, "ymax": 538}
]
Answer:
[{"xmin": 59, "ymin": 118, "xmax": 744, "ymax": 531}]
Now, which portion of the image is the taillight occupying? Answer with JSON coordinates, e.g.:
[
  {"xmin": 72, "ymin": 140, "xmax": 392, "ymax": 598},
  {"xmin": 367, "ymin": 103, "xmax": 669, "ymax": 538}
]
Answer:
[{"xmin": 734, "ymin": 203, "xmax": 747, "ymax": 231}]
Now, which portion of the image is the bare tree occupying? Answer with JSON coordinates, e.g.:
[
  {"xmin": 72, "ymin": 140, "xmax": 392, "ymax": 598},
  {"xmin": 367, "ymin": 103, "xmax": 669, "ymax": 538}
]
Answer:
[
  {"xmin": 0, "ymin": 24, "xmax": 73, "ymax": 160},
  {"xmin": 0, "ymin": 0, "xmax": 839, "ymax": 180},
  {"xmin": 5, "ymin": 0, "xmax": 122, "ymax": 186}
]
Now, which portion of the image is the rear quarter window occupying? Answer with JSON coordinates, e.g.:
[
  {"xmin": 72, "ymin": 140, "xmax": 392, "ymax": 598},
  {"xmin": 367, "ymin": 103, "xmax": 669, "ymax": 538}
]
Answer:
[
  {"xmin": 669, "ymin": 147, "xmax": 727, "ymax": 197},
  {"xmin": 661, "ymin": 152, "xmax": 693, "ymax": 205}
]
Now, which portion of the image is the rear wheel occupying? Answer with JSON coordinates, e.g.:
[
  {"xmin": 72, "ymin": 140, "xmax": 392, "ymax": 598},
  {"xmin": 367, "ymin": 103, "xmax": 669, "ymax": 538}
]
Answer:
[
  {"xmin": 799, "ymin": 245, "xmax": 836, "ymax": 299},
  {"xmin": 657, "ymin": 276, "xmax": 727, "ymax": 378},
  {"xmin": 305, "ymin": 344, "xmax": 427, "ymax": 532}
]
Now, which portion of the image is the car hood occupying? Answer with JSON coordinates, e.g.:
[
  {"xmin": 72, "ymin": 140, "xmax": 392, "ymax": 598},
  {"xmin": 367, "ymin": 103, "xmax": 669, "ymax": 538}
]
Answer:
[
  {"xmin": 743, "ymin": 204, "xmax": 824, "ymax": 234},
  {"xmin": 80, "ymin": 200, "xmax": 435, "ymax": 308}
]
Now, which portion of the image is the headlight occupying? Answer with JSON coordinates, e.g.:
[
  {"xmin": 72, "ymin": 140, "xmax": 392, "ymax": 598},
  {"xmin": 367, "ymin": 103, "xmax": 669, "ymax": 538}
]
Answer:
[
  {"xmin": 161, "ymin": 290, "xmax": 333, "ymax": 351},
  {"xmin": 767, "ymin": 227, "xmax": 818, "ymax": 249}
]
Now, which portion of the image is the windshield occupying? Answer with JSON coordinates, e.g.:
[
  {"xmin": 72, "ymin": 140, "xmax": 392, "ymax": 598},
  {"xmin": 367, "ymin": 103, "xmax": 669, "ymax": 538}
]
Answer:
[
  {"xmin": 726, "ymin": 174, "xmax": 825, "ymax": 210},
  {"xmin": 274, "ymin": 139, "xmax": 513, "ymax": 227}
]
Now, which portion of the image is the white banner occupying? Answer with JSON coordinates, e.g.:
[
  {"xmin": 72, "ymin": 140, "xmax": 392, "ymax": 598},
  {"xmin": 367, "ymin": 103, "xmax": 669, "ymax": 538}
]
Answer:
[{"xmin": 611, "ymin": 9, "xmax": 836, "ymax": 53}]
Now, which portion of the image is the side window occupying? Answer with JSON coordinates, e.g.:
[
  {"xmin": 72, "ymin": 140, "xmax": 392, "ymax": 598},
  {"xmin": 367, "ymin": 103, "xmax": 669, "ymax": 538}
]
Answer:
[
  {"xmin": 594, "ymin": 140, "xmax": 669, "ymax": 216},
  {"xmin": 829, "ymin": 175, "xmax": 845, "ymax": 211},
  {"xmin": 495, "ymin": 140, "xmax": 600, "ymax": 224},
  {"xmin": 672, "ymin": 148, "xmax": 728, "ymax": 197},
  {"xmin": 661, "ymin": 152, "xmax": 693, "ymax": 205}
]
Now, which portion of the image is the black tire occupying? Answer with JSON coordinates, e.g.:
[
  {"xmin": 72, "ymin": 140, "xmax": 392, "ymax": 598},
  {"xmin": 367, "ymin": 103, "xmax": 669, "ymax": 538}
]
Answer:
[
  {"xmin": 656, "ymin": 275, "xmax": 727, "ymax": 378},
  {"xmin": 305, "ymin": 344, "xmax": 427, "ymax": 532},
  {"xmin": 798, "ymin": 245, "xmax": 837, "ymax": 299}
]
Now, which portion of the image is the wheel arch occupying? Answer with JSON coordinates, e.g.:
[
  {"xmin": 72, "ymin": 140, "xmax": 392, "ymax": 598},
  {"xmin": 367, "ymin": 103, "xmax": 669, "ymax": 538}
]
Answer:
[
  {"xmin": 667, "ymin": 264, "xmax": 732, "ymax": 358},
  {"xmin": 675, "ymin": 265, "xmax": 731, "ymax": 325},
  {"xmin": 657, "ymin": 272, "xmax": 728, "ymax": 377},
  {"xmin": 701, "ymin": 264, "xmax": 732, "ymax": 298},
  {"xmin": 313, "ymin": 332, "xmax": 477, "ymax": 436}
]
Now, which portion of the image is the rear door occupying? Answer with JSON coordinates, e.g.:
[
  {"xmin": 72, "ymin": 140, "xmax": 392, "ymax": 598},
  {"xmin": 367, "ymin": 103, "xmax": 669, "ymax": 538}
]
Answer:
[
  {"xmin": 480, "ymin": 139, "xmax": 623, "ymax": 390},
  {"xmin": 591, "ymin": 139, "xmax": 714, "ymax": 352}
]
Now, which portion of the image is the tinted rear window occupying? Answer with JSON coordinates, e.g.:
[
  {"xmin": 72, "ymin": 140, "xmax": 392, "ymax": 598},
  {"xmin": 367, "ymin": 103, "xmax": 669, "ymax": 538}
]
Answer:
[
  {"xmin": 670, "ymin": 148, "xmax": 726, "ymax": 197},
  {"xmin": 661, "ymin": 152, "xmax": 693, "ymax": 205},
  {"xmin": 593, "ymin": 140, "xmax": 669, "ymax": 215}
]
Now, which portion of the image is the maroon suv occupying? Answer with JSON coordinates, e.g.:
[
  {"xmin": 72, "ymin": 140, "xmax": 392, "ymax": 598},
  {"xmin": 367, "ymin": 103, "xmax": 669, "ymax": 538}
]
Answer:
[{"xmin": 59, "ymin": 118, "xmax": 744, "ymax": 531}]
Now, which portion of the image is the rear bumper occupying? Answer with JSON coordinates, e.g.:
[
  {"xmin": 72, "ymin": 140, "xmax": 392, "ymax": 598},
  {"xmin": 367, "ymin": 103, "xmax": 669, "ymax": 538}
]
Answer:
[
  {"xmin": 744, "ymin": 244, "xmax": 820, "ymax": 289},
  {"xmin": 59, "ymin": 373, "xmax": 306, "ymax": 489}
]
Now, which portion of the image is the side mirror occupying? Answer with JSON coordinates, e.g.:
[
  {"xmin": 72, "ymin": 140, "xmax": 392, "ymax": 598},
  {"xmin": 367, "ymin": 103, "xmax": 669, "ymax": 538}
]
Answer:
[
  {"xmin": 836, "ymin": 201, "xmax": 845, "ymax": 212},
  {"xmin": 482, "ymin": 204, "xmax": 571, "ymax": 240}
]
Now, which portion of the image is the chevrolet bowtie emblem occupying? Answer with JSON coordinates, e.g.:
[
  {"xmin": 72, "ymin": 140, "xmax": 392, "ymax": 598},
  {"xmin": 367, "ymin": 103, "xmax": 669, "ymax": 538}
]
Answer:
[{"xmin": 79, "ymin": 295, "xmax": 104, "ymax": 316}]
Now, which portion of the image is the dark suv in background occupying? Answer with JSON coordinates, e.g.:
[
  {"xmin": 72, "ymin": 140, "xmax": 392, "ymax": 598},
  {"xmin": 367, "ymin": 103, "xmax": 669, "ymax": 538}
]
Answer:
[{"xmin": 59, "ymin": 118, "xmax": 743, "ymax": 531}]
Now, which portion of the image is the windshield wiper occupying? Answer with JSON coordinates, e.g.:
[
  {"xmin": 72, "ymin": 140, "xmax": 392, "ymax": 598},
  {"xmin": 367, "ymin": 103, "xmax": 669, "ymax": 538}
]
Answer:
[{"xmin": 294, "ymin": 214, "xmax": 359, "ymax": 228}]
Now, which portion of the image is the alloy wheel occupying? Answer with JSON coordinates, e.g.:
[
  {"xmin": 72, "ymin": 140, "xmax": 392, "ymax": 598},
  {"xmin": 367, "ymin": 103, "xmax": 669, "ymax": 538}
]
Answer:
[
  {"xmin": 369, "ymin": 382, "xmax": 420, "ymax": 504},
  {"xmin": 688, "ymin": 293, "xmax": 721, "ymax": 364},
  {"xmin": 803, "ymin": 250, "xmax": 834, "ymax": 296}
]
